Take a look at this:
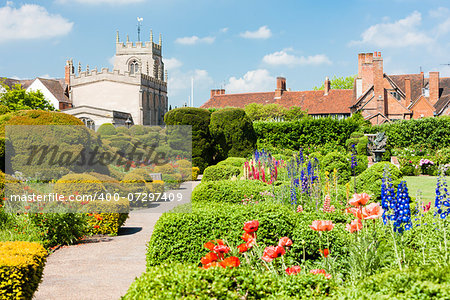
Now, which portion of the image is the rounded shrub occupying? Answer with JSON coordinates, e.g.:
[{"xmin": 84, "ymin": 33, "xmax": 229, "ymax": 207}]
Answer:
[
  {"xmin": 129, "ymin": 168, "xmax": 153, "ymax": 183},
  {"xmin": 192, "ymin": 179, "xmax": 270, "ymax": 204},
  {"xmin": 353, "ymin": 162, "xmax": 402, "ymax": 199},
  {"xmin": 175, "ymin": 159, "xmax": 192, "ymax": 168},
  {"xmin": 322, "ymin": 151, "xmax": 351, "ymax": 183},
  {"xmin": 129, "ymin": 125, "xmax": 146, "ymax": 136},
  {"xmin": 115, "ymin": 127, "xmax": 130, "ymax": 135},
  {"xmin": 146, "ymin": 202, "xmax": 297, "ymax": 266},
  {"xmin": 121, "ymin": 173, "xmax": 146, "ymax": 192},
  {"xmin": 164, "ymin": 107, "xmax": 214, "ymax": 172},
  {"xmin": 209, "ymin": 108, "xmax": 256, "ymax": 161},
  {"xmin": 154, "ymin": 163, "xmax": 175, "ymax": 175},
  {"xmin": 97, "ymin": 123, "xmax": 117, "ymax": 136},
  {"xmin": 53, "ymin": 173, "xmax": 106, "ymax": 196},
  {"xmin": 216, "ymin": 157, "xmax": 246, "ymax": 168},
  {"xmin": 201, "ymin": 165, "xmax": 241, "ymax": 182}
]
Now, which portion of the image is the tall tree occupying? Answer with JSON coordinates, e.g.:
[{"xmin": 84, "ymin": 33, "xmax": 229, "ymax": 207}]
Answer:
[{"xmin": 313, "ymin": 75, "xmax": 356, "ymax": 90}]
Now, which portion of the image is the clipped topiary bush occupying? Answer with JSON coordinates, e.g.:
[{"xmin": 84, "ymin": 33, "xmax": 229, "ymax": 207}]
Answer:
[
  {"xmin": 115, "ymin": 126, "xmax": 130, "ymax": 135},
  {"xmin": 124, "ymin": 263, "xmax": 333, "ymax": 299},
  {"xmin": 86, "ymin": 198, "xmax": 129, "ymax": 235},
  {"xmin": 97, "ymin": 123, "xmax": 117, "ymax": 136},
  {"xmin": 209, "ymin": 108, "xmax": 256, "ymax": 161},
  {"xmin": 53, "ymin": 173, "xmax": 106, "ymax": 197},
  {"xmin": 201, "ymin": 165, "xmax": 241, "ymax": 182},
  {"xmin": 146, "ymin": 202, "xmax": 297, "ymax": 266},
  {"xmin": 129, "ymin": 168, "xmax": 153, "ymax": 183},
  {"xmin": 216, "ymin": 157, "xmax": 246, "ymax": 168},
  {"xmin": 353, "ymin": 162, "xmax": 402, "ymax": 199},
  {"xmin": 192, "ymin": 179, "xmax": 271, "ymax": 204},
  {"xmin": 0, "ymin": 241, "xmax": 47, "ymax": 299},
  {"xmin": 129, "ymin": 125, "xmax": 146, "ymax": 136},
  {"xmin": 322, "ymin": 151, "xmax": 351, "ymax": 183},
  {"xmin": 164, "ymin": 107, "xmax": 214, "ymax": 172},
  {"xmin": 192, "ymin": 167, "xmax": 200, "ymax": 181}
]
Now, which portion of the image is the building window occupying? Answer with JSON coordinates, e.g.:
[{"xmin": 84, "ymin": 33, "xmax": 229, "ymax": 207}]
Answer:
[
  {"xmin": 129, "ymin": 60, "xmax": 139, "ymax": 74},
  {"xmin": 422, "ymin": 87, "xmax": 429, "ymax": 97},
  {"xmin": 80, "ymin": 117, "xmax": 95, "ymax": 130},
  {"xmin": 389, "ymin": 91, "xmax": 401, "ymax": 101}
]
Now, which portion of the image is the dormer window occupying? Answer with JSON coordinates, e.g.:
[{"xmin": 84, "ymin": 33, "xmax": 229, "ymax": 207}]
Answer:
[
  {"xmin": 389, "ymin": 91, "xmax": 401, "ymax": 101},
  {"xmin": 129, "ymin": 60, "xmax": 139, "ymax": 74}
]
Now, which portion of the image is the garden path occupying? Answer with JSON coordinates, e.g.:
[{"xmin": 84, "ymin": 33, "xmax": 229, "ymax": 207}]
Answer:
[{"xmin": 34, "ymin": 181, "xmax": 200, "ymax": 300}]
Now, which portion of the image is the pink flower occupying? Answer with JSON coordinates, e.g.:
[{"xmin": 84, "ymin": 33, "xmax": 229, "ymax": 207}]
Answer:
[
  {"xmin": 278, "ymin": 237, "xmax": 293, "ymax": 247},
  {"xmin": 346, "ymin": 218, "xmax": 363, "ymax": 233},
  {"xmin": 362, "ymin": 203, "xmax": 383, "ymax": 220}
]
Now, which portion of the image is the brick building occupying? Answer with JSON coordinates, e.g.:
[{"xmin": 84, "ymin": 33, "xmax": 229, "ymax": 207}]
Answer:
[
  {"xmin": 201, "ymin": 77, "xmax": 353, "ymax": 119},
  {"xmin": 352, "ymin": 52, "xmax": 450, "ymax": 124}
]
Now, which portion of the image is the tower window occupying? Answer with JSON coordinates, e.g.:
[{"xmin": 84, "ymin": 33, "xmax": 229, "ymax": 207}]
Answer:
[{"xmin": 129, "ymin": 60, "xmax": 139, "ymax": 74}]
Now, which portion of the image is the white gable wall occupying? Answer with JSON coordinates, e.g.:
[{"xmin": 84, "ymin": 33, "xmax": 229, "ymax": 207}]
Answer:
[{"xmin": 26, "ymin": 79, "xmax": 59, "ymax": 109}]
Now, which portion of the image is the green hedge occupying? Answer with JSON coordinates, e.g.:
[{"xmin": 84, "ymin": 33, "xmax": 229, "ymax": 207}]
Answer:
[
  {"xmin": 146, "ymin": 202, "xmax": 352, "ymax": 267},
  {"xmin": 124, "ymin": 263, "xmax": 333, "ymax": 299},
  {"xmin": 209, "ymin": 108, "xmax": 256, "ymax": 160},
  {"xmin": 366, "ymin": 116, "xmax": 450, "ymax": 149},
  {"xmin": 164, "ymin": 107, "xmax": 214, "ymax": 172},
  {"xmin": 254, "ymin": 116, "xmax": 362, "ymax": 150},
  {"xmin": 192, "ymin": 180, "xmax": 270, "ymax": 204},
  {"xmin": 333, "ymin": 265, "xmax": 450, "ymax": 299},
  {"xmin": 0, "ymin": 241, "xmax": 47, "ymax": 299},
  {"xmin": 201, "ymin": 165, "xmax": 241, "ymax": 182}
]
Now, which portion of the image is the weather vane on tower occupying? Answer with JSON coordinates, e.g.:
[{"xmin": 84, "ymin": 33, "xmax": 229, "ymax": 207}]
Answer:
[{"xmin": 137, "ymin": 17, "xmax": 143, "ymax": 42}]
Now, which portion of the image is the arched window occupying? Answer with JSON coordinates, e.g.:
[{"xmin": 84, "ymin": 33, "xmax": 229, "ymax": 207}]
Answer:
[
  {"xmin": 80, "ymin": 117, "xmax": 95, "ymax": 130},
  {"xmin": 129, "ymin": 60, "xmax": 139, "ymax": 74}
]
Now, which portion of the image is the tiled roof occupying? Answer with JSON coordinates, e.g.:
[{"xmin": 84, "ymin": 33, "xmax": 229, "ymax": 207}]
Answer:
[
  {"xmin": 388, "ymin": 74, "xmax": 424, "ymax": 102},
  {"xmin": 434, "ymin": 77, "xmax": 450, "ymax": 114},
  {"xmin": 0, "ymin": 77, "xmax": 34, "ymax": 89},
  {"xmin": 37, "ymin": 78, "xmax": 71, "ymax": 104},
  {"xmin": 201, "ymin": 89, "xmax": 353, "ymax": 114}
]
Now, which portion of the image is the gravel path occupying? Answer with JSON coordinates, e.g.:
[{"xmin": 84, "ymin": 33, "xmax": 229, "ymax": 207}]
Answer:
[{"xmin": 34, "ymin": 181, "xmax": 199, "ymax": 300}]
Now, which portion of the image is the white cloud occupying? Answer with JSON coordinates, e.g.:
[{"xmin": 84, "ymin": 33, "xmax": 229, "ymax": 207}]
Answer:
[
  {"xmin": 436, "ymin": 18, "xmax": 450, "ymax": 36},
  {"xmin": 108, "ymin": 56, "xmax": 115, "ymax": 66},
  {"xmin": 0, "ymin": 3, "xmax": 73, "ymax": 42},
  {"xmin": 240, "ymin": 26, "xmax": 272, "ymax": 39},
  {"xmin": 263, "ymin": 49, "xmax": 332, "ymax": 66},
  {"xmin": 225, "ymin": 69, "xmax": 275, "ymax": 93},
  {"xmin": 56, "ymin": 0, "xmax": 144, "ymax": 4},
  {"xmin": 164, "ymin": 58, "xmax": 183, "ymax": 71},
  {"xmin": 221, "ymin": 27, "xmax": 229, "ymax": 33},
  {"xmin": 175, "ymin": 35, "xmax": 215, "ymax": 45},
  {"xmin": 39, "ymin": 74, "xmax": 52, "ymax": 79},
  {"xmin": 429, "ymin": 7, "xmax": 449, "ymax": 18},
  {"xmin": 350, "ymin": 11, "xmax": 434, "ymax": 48}
]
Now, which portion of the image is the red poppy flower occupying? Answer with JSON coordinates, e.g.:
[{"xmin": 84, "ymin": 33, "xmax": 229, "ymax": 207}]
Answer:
[
  {"xmin": 238, "ymin": 243, "xmax": 250, "ymax": 253},
  {"xmin": 346, "ymin": 218, "xmax": 363, "ymax": 233},
  {"xmin": 219, "ymin": 256, "xmax": 240, "ymax": 268},
  {"xmin": 241, "ymin": 232, "xmax": 255, "ymax": 242},
  {"xmin": 319, "ymin": 248, "xmax": 330, "ymax": 258},
  {"xmin": 362, "ymin": 202, "xmax": 383, "ymax": 220},
  {"xmin": 24, "ymin": 206, "xmax": 31, "ymax": 210},
  {"xmin": 213, "ymin": 245, "xmax": 230, "ymax": 254},
  {"xmin": 204, "ymin": 239, "xmax": 224, "ymax": 251},
  {"xmin": 243, "ymin": 220, "xmax": 259, "ymax": 233},
  {"xmin": 93, "ymin": 225, "xmax": 100, "ymax": 229},
  {"xmin": 286, "ymin": 266, "xmax": 302, "ymax": 275},
  {"xmin": 203, "ymin": 261, "xmax": 219, "ymax": 269},
  {"xmin": 309, "ymin": 220, "xmax": 335, "ymax": 232},
  {"xmin": 201, "ymin": 252, "xmax": 218, "ymax": 265},
  {"xmin": 278, "ymin": 237, "xmax": 292, "ymax": 247},
  {"xmin": 310, "ymin": 269, "xmax": 332, "ymax": 279},
  {"xmin": 261, "ymin": 245, "xmax": 286, "ymax": 262}
]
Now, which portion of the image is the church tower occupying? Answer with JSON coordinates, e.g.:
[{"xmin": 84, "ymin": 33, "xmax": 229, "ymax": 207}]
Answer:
[{"xmin": 114, "ymin": 30, "xmax": 164, "ymax": 81}]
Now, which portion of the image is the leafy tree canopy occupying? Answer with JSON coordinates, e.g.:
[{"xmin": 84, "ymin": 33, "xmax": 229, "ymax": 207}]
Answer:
[
  {"xmin": 313, "ymin": 75, "xmax": 356, "ymax": 90},
  {"xmin": 0, "ymin": 81, "xmax": 56, "ymax": 111},
  {"xmin": 244, "ymin": 103, "xmax": 307, "ymax": 122}
]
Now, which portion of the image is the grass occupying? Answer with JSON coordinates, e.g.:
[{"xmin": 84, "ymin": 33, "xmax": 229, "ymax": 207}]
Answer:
[{"xmin": 404, "ymin": 176, "xmax": 437, "ymax": 202}]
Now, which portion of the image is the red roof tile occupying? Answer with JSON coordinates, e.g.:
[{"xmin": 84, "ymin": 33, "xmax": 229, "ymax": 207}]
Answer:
[{"xmin": 201, "ymin": 89, "xmax": 353, "ymax": 114}]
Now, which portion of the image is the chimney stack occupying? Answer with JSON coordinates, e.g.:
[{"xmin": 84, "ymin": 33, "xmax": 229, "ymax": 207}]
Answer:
[
  {"xmin": 372, "ymin": 51, "xmax": 385, "ymax": 114},
  {"xmin": 65, "ymin": 60, "xmax": 73, "ymax": 86},
  {"xmin": 404, "ymin": 78, "xmax": 411, "ymax": 105},
  {"xmin": 429, "ymin": 72, "xmax": 440, "ymax": 105},
  {"xmin": 324, "ymin": 76, "xmax": 331, "ymax": 95},
  {"xmin": 275, "ymin": 77, "xmax": 286, "ymax": 98}
]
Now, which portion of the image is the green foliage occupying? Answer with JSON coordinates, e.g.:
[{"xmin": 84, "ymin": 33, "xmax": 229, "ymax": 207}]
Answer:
[
  {"xmin": 129, "ymin": 168, "xmax": 153, "ymax": 183},
  {"xmin": 116, "ymin": 127, "xmax": 130, "ymax": 135},
  {"xmin": 0, "ymin": 82, "xmax": 56, "ymax": 111},
  {"xmin": 209, "ymin": 108, "xmax": 256, "ymax": 160},
  {"xmin": 366, "ymin": 116, "xmax": 450, "ymax": 149},
  {"xmin": 192, "ymin": 180, "xmax": 270, "ymax": 204},
  {"xmin": 244, "ymin": 103, "xmax": 307, "ymax": 121},
  {"xmin": 353, "ymin": 162, "xmax": 402, "ymax": 199},
  {"xmin": 216, "ymin": 157, "xmax": 246, "ymax": 168},
  {"xmin": 255, "ymin": 116, "xmax": 361, "ymax": 150},
  {"xmin": 333, "ymin": 265, "xmax": 450, "ymax": 299},
  {"xmin": 86, "ymin": 199, "xmax": 129, "ymax": 235},
  {"xmin": 0, "ymin": 241, "xmax": 47, "ymax": 300},
  {"xmin": 322, "ymin": 151, "xmax": 351, "ymax": 183},
  {"xmin": 202, "ymin": 165, "xmax": 241, "ymax": 182},
  {"xmin": 0, "ymin": 105, "xmax": 10, "ymax": 115},
  {"xmin": 97, "ymin": 123, "xmax": 117, "ymax": 136},
  {"xmin": 313, "ymin": 75, "xmax": 356, "ymax": 90},
  {"xmin": 146, "ymin": 202, "xmax": 297, "ymax": 266},
  {"xmin": 124, "ymin": 263, "xmax": 333, "ymax": 299},
  {"xmin": 53, "ymin": 173, "xmax": 106, "ymax": 196},
  {"xmin": 164, "ymin": 107, "xmax": 213, "ymax": 172}
]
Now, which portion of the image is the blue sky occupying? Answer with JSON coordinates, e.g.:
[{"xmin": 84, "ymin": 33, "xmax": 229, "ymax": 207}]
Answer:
[{"xmin": 1, "ymin": 0, "xmax": 450, "ymax": 108}]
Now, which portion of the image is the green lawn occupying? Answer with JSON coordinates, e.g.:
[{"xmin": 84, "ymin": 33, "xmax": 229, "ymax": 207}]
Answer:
[{"xmin": 404, "ymin": 176, "xmax": 437, "ymax": 202}]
